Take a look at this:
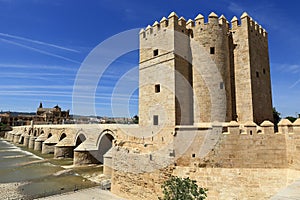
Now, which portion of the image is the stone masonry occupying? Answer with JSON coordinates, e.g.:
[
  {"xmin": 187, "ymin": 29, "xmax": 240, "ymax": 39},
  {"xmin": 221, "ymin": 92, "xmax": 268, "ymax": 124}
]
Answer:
[
  {"xmin": 3, "ymin": 11, "xmax": 299, "ymax": 200},
  {"xmin": 139, "ymin": 11, "xmax": 273, "ymax": 126}
]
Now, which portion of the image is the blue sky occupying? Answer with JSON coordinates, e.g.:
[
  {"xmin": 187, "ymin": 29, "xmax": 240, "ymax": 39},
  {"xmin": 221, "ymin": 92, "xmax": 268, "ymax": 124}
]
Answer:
[{"xmin": 0, "ymin": 0, "xmax": 299, "ymax": 118}]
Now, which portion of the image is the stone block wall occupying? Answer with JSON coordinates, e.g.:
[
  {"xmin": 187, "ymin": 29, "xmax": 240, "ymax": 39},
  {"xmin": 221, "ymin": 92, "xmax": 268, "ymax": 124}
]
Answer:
[{"xmin": 109, "ymin": 119, "xmax": 300, "ymax": 199}]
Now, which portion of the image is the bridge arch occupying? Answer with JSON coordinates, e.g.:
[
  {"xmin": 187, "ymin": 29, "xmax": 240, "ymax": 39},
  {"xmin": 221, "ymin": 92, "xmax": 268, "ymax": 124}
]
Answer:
[
  {"xmin": 19, "ymin": 129, "xmax": 27, "ymax": 144},
  {"xmin": 33, "ymin": 129, "xmax": 38, "ymax": 137},
  {"xmin": 76, "ymin": 134, "xmax": 86, "ymax": 146},
  {"xmin": 59, "ymin": 133, "xmax": 67, "ymax": 141},
  {"xmin": 28, "ymin": 128, "xmax": 33, "ymax": 136},
  {"xmin": 96, "ymin": 129, "xmax": 115, "ymax": 163}
]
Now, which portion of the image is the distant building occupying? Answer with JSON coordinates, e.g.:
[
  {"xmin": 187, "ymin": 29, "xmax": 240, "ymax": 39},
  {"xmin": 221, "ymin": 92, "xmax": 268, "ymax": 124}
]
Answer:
[
  {"xmin": 0, "ymin": 102, "xmax": 70, "ymax": 126},
  {"xmin": 0, "ymin": 112, "xmax": 35, "ymax": 126},
  {"xmin": 36, "ymin": 102, "xmax": 70, "ymax": 124}
]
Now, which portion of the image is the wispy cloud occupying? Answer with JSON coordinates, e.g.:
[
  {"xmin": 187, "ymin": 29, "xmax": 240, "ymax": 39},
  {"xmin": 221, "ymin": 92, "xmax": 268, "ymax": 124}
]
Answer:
[
  {"xmin": 0, "ymin": 85, "xmax": 74, "ymax": 89},
  {"xmin": 0, "ymin": 90, "xmax": 138, "ymax": 100},
  {"xmin": 0, "ymin": 38, "xmax": 81, "ymax": 64},
  {"xmin": 273, "ymin": 63, "xmax": 300, "ymax": 89},
  {"xmin": 274, "ymin": 63, "xmax": 300, "ymax": 74},
  {"xmin": 287, "ymin": 65, "xmax": 300, "ymax": 74},
  {"xmin": 289, "ymin": 79, "xmax": 300, "ymax": 89},
  {"xmin": 227, "ymin": 2, "xmax": 244, "ymax": 14},
  {"xmin": 0, "ymin": 63, "xmax": 78, "ymax": 72},
  {"xmin": 0, "ymin": 32, "xmax": 80, "ymax": 53}
]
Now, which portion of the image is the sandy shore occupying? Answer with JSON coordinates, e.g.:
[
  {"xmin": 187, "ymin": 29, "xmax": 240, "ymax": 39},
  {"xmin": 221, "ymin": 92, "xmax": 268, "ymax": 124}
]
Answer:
[{"xmin": 0, "ymin": 182, "xmax": 26, "ymax": 200}]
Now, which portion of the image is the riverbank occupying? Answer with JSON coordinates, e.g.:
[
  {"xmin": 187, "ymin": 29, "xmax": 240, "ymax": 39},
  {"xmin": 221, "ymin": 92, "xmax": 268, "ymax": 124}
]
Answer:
[{"xmin": 0, "ymin": 138, "xmax": 110, "ymax": 199}]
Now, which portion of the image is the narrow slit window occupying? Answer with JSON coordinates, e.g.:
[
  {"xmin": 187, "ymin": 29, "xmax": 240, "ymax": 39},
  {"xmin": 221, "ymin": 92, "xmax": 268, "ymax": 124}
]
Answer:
[
  {"xmin": 153, "ymin": 115, "xmax": 158, "ymax": 126},
  {"xmin": 155, "ymin": 84, "xmax": 160, "ymax": 93},
  {"xmin": 263, "ymin": 68, "xmax": 266, "ymax": 74},
  {"xmin": 153, "ymin": 49, "xmax": 159, "ymax": 56},
  {"xmin": 210, "ymin": 47, "xmax": 215, "ymax": 54},
  {"xmin": 220, "ymin": 82, "xmax": 224, "ymax": 89},
  {"xmin": 256, "ymin": 71, "xmax": 259, "ymax": 78},
  {"xmin": 192, "ymin": 154, "xmax": 196, "ymax": 158}
]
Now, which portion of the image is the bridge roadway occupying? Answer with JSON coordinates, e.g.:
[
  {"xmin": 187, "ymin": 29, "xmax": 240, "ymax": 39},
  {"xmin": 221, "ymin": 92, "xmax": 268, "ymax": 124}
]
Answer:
[{"xmin": 4, "ymin": 124, "xmax": 139, "ymax": 166}]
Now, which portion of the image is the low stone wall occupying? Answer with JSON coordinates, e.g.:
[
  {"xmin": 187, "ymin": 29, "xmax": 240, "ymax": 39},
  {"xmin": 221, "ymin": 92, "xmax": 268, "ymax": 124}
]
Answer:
[
  {"xmin": 111, "ymin": 166, "xmax": 174, "ymax": 200},
  {"xmin": 173, "ymin": 167, "xmax": 300, "ymax": 200},
  {"xmin": 111, "ymin": 166, "xmax": 300, "ymax": 200},
  {"xmin": 286, "ymin": 133, "xmax": 300, "ymax": 170}
]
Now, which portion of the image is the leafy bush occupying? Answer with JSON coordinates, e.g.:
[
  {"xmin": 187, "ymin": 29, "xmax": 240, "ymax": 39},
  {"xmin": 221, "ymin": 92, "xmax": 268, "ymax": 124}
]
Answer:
[{"xmin": 159, "ymin": 176, "xmax": 207, "ymax": 200}]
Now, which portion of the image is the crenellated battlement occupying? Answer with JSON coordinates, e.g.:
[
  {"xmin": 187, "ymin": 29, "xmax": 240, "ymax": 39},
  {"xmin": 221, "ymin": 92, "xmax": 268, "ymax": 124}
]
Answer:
[
  {"xmin": 222, "ymin": 118, "xmax": 300, "ymax": 135},
  {"xmin": 231, "ymin": 12, "xmax": 268, "ymax": 38},
  {"xmin": 140, "ymin": 11, "xmax": 267, "ymax": 39}
]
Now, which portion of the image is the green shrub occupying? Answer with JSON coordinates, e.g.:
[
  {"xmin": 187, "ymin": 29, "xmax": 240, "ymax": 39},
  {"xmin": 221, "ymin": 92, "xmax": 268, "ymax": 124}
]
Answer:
[{"xmin": 159, "ymin": 176, "xmax": 207, "ymax": 200}]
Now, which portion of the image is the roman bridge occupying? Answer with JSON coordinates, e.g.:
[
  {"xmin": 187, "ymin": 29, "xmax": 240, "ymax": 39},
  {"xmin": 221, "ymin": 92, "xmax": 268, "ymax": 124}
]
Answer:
[{"xmin": 4, "ymin": 124, "xmax": 139, "ymax": 168}]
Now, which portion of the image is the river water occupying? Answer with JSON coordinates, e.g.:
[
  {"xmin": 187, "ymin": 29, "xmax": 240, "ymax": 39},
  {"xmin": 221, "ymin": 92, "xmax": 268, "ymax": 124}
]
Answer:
[{"xmin": 0, "ymin": 138, "xmax": 96, "ymax": 199}]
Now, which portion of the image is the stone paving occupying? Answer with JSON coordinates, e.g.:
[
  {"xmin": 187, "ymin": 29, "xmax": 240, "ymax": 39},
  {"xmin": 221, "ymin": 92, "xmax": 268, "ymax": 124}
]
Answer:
[
  {"xmin": 271, "ymin": 179, "xmax": 300, "ymax": 200},
  {"xmin": 38, "ymin": 187, "xmax": 126, "ymax": 200}
]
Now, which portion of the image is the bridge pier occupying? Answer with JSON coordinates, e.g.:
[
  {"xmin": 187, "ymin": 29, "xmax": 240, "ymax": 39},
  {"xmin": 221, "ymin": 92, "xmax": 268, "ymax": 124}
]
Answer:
[
  {"xmin": 34, "ymin": 134, "xmax": 48, "ymax": 151},
  {"xmin": 54, "ymin": 146, "xmax": 74, "ymax": 159},
  {"xmin": 103, "ymin": 149, "xmax": 113, "ymax": 177},
  {"xmin": 4, "ymin": 131, "xmax": 9, "ymax": 139},
  {"xmin": 7, "ymin": 132, "xmax": 14, "ymax": 142},
  {"xmin": 73, "ymin": 150, "xmax": 101, "ymax": 166},
  {"xmin": 23, "ymin": 135, "xmax": 30, "ymax": 147},
  {"xmin": 13, "ymin": 132, "xmax": 21, "ymax": 143},
  {"xmin": 42, "ymin": 142, "xmax": 56, "ymax": 154},
  {"xmin": 34, "ymin": 140, "xmax": 43, "ymax": 151},
  {"xmin": 28, "ymin": 136, "xmax": 36, "ymax": 149}
]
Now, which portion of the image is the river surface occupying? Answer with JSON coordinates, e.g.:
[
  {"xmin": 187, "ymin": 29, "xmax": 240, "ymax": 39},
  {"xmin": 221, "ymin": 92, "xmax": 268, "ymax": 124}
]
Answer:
[{"xmin": 0, "ymin": 138, "xmax": 96, "ymax": 199}]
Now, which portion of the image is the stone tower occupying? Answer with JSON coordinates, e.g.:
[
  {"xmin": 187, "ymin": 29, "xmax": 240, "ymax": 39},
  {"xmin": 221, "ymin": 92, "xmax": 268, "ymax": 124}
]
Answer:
[
  {"xmin": 231, "ymin": 13, "xmax": 273, "ymax": 124},
  {"xmin": 139, "ymin": 11, "xmax": 273, "ymax": 126},
  {"xmin": 139, "ymin": 12, "xmax": 193, "ymax": 127}
]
